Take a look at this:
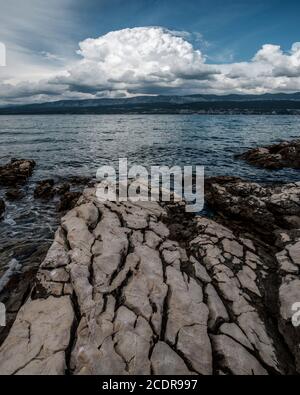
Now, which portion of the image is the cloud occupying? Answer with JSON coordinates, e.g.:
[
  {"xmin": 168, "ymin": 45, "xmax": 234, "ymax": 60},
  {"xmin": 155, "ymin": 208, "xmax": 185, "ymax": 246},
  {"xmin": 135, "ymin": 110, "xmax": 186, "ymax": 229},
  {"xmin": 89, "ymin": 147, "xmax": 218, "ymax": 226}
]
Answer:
[
  {"xmin": 253, "ymin": 43, "xmax": 300, "ymax": 77},
  {"xmin": 0, "ymin": 0, "xmax": 77, "ymax": 87},
  {"xmin": 1, "ymin": 27, "xmax": 300, "ymax": 103},
  {"xmin": 215, "ymin": 42, "xmax": 300, "ymax": 93},
  {"xmin": 57, "ymin": 27, "xmax": 218, "ymax": 95}
]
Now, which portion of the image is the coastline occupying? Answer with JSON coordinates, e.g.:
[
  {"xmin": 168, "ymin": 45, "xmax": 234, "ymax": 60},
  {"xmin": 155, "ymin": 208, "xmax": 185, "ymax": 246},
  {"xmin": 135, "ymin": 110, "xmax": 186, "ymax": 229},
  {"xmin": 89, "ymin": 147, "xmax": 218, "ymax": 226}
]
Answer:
[{"xmin": 0, "ymin": 177, "xmax": 299, "ymax": 375}]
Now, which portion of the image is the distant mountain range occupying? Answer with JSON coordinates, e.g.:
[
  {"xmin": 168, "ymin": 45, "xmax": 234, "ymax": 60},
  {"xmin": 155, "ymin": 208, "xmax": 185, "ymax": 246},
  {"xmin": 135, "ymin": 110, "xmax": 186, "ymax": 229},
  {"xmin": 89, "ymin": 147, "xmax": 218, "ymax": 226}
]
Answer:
[{"xmin": 2, "ymin": 92, "xmax": 300, "ymax": 115}]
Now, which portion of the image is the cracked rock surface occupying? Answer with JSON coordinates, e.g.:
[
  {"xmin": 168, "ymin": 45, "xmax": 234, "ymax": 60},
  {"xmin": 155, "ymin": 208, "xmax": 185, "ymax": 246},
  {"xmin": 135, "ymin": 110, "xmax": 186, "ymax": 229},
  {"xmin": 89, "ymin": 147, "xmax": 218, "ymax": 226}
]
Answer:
[{"xmin": 0, "ymin": 180, "xmax": 299, "ymax": 375}]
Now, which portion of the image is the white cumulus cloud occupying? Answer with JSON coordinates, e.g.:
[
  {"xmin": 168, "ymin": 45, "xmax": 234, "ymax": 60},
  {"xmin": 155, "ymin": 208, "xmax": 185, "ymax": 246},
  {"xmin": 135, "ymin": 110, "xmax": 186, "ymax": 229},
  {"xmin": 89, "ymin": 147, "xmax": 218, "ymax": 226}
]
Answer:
[
  {"xmin": 1, "ymin": 27, "xmax": 300, "ymax": 103},
  {"xmin": 55, "ymin": 27, "xmax": 218, "ymax": 96}
]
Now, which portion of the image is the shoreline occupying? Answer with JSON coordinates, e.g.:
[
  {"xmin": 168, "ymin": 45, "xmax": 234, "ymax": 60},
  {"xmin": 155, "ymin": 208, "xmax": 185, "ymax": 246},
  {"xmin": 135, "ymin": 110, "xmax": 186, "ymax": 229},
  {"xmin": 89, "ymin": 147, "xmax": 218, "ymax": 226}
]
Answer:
[{"xmin": 0, "ymin": 138, "xmax": 299, "ymax": 375}]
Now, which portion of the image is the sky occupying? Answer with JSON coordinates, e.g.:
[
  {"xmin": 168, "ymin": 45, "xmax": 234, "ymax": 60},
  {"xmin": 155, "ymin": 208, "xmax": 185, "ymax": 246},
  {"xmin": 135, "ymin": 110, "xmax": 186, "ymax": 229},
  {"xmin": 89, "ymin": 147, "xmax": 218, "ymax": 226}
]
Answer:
[{"xmin": 0, "ymin": 0, "xmax": 300, "ymax": 104}]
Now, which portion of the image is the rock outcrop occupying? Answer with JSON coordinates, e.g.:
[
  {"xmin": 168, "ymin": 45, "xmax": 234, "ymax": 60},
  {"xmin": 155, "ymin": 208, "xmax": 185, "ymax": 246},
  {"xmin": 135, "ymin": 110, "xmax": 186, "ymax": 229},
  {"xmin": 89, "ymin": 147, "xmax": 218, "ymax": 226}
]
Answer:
[
  {"xmin": 34, "ymin": 179, "xmax": 55, "ymax": 199},
  {"xmin": 0, "ymin": 180, "xmax": 299, "ymax": 375},
  {"xmin": 58, "ymin": 191, "xmax": 81, "ymax": 212},
  {"xmin": 33, "ymin": 178, "xmax": 88, "ymax": 212},
  {"xmin": 0, "ymin": 296, "xmax": 74, "ymax": 375},
  {"xmin": 0, "ymin": 159, "xmax": 36, "ymax": 186},
  {"xmin": 206, "ymin": 177, "xmax": 300, "ymax": 240},
  {"xmin": 236, "ymin": 140, "xmax": 300, "ymax": 169}
]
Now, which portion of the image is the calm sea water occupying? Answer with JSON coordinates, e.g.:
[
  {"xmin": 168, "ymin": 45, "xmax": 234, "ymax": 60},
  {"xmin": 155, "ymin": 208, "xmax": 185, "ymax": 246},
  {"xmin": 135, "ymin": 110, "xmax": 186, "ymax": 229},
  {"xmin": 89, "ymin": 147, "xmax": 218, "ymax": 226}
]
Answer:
[{"xmin": 0, "ymin": 114, "xmax": 299, "ymax": 275}]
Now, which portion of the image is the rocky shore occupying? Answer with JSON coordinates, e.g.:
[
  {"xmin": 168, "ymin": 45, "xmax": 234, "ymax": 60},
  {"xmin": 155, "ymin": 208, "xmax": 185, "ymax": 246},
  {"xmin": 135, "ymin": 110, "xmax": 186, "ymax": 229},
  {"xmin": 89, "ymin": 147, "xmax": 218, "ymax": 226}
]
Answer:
[
  {"xmin": 0, "ymin": 176, "xmax": 299, "ymax": 375},
  {"xmin": 236, "ymin": 139, "xmax": 300, "ymax": 169},
  {"xmin": 0, "ymin": 159, "xmax": 92, "ymax": 344},
  {"xmin": 0, "ymin": 158, "xmax": 90, "ymax": 218}
]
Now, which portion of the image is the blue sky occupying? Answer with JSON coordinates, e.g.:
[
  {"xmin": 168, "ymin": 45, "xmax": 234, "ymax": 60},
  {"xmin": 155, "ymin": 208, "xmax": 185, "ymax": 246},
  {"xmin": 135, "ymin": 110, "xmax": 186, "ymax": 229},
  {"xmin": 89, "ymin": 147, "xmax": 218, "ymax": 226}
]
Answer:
[
  {"xmin": 66, "ymin": 0, "xmax": 300, "ymax": 63},
  {"xmin": 0, "ymin": 0, "xmax": 300, "ymax": 103}
]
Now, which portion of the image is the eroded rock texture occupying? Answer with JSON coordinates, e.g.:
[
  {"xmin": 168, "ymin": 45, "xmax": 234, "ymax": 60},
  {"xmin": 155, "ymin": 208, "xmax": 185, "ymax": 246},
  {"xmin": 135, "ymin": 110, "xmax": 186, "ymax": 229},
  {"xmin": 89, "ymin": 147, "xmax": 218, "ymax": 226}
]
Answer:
[
  {"xmin": 0, "ymin": 180, "xmax": 299, "ymax": 375},
  {"xmin": 206, "ymin": 177, "xmax": 300, "ymax": 239}
]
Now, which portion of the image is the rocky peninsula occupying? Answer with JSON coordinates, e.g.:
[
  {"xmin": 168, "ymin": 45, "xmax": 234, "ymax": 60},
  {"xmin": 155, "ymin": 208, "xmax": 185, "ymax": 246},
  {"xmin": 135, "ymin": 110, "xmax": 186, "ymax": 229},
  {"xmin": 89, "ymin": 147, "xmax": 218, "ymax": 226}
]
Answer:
[
  {"xmin": 0, "ymin": 173, "xmax": 299, "ymax": 375},
  {"xmin": 0, "ymin": 139, "xmax": 300, "ymax": 376}
]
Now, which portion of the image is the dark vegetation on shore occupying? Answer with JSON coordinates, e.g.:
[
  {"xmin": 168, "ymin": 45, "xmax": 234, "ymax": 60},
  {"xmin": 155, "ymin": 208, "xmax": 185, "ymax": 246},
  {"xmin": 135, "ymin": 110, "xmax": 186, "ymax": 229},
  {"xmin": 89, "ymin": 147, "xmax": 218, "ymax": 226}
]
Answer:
[{"xmin": 2, "ymin": 93, "xmax": 300, "ymax": 115}]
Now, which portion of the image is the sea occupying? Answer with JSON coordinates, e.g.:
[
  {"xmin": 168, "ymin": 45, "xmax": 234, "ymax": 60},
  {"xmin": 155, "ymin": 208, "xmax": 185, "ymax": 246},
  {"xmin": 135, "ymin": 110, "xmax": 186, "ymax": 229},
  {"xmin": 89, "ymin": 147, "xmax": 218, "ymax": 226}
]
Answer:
[{"xmin": 0, "ymin": 114, "xmax": 299, "ymax": 278}]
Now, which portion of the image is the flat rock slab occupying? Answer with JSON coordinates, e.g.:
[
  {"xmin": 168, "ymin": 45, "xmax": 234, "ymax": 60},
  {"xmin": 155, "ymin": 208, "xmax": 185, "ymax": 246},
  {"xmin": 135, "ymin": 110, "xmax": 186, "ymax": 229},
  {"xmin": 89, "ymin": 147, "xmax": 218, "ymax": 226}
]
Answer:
[{"xmin": 0, "ymin": 296, "xmax": 74, "ymax": 375}]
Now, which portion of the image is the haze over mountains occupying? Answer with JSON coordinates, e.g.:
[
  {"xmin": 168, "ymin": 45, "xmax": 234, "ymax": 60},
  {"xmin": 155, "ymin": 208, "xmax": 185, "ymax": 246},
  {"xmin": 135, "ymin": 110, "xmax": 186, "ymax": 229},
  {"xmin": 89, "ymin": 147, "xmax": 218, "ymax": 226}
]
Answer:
[{"xmin": 1, "ymin": 93, "xmax": 300, "ymax": 115}]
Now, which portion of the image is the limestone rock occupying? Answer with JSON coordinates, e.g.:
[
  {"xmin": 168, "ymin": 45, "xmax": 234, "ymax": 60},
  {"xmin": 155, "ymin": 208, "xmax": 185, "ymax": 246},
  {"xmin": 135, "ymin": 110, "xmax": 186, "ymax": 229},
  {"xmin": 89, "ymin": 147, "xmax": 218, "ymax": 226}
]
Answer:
[
  {"xmin": 1, "ymin": 179, "xmax": 299, "ymax": 376},
  {"xmin": 190, "ymin": 256, "xmax": 212, "ymax": 283},
  {"xmin": 151, "ymin": 342, "xmax": 192, "ymax": 375},
  {"xmin": 212, "ymin": 335, "xmax": 268, "ymax": 375},
  {"xmin": 0, "ymin": 296, "xmax": 74, "ymax": 375},
  {"xmin": 205, "ymin": 284, "xmax": 229, "ymax": 331},
  {"xmin": 219, "ymin": 323, "xmax": 254, "ymax": 351}
]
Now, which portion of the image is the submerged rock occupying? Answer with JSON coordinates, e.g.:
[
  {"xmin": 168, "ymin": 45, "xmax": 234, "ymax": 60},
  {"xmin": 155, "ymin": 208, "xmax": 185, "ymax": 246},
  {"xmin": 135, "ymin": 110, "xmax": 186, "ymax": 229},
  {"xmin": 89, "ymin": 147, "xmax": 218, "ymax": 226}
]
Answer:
[
  {"xmin": 236, "ymin": 139, "xmax": 300, "ymax": 169},
  {"xmin": 0, "ymin": 159, "xmax": 36, "ymax": 186},
  {"xmin": 34, "ymin": 179, "xmax": 55, "ymax": 199},
  {"xmin": 54, "ymin": 183, "xmax": 70, "ymax": 196},
  {"xmin": 33, "ymin": 176, "xmax": 87, "ymax": 212},
  {"xmin": 5, "ymin": 188, "xmax": 24, "ymax": 201},
  {"xmin": 33, "ymin": 178, "xmax": 84, "ymax": 213}
]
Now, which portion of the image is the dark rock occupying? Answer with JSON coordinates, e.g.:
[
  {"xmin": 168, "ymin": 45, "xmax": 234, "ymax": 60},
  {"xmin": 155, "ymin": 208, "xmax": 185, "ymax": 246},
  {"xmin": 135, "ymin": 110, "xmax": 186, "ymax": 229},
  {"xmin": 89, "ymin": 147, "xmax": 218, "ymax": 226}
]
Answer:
[
  {"xmin": 34, "ymin": 179, "xmax": 55, "ymax": 199},
  {"xmin": 236, "ymin": 140, "xmax": 300, "ymax": 169},
  {"xmin": 0, "ymin": 159, "xmax": 36, "ymax": 186},
  {"xmin": 0, "ymin": 199, "xmax": 5, "ymax": 218},
  {"xmin": 5, "ymin": 188, "xmax": 24, "ymax": 201},
  {"xmin": 0, "ymin": 242, "xmax": 49, "ymax": 346},
  {"xmin": 54, "ymin": 183, "xmax": 70, "ymax": 196},
  {"xmin": 58, "ymin": 191, "xmax": 81, "ymax": 212},
  {"xmin": 206, "ymin": 177, "xmax": 300, "ymax": 241},
  {"xmin": 68, "ymin": 176, "xmax": 91, "ymax": 185}
]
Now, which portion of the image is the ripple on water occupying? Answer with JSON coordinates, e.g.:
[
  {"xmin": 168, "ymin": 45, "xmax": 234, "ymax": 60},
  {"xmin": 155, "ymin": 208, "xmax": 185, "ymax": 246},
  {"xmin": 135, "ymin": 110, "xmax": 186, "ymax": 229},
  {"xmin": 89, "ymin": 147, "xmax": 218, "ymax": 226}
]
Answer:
[{"xmin": 0, "ymin": 114, "xmax": 299, "ymax": 271}]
